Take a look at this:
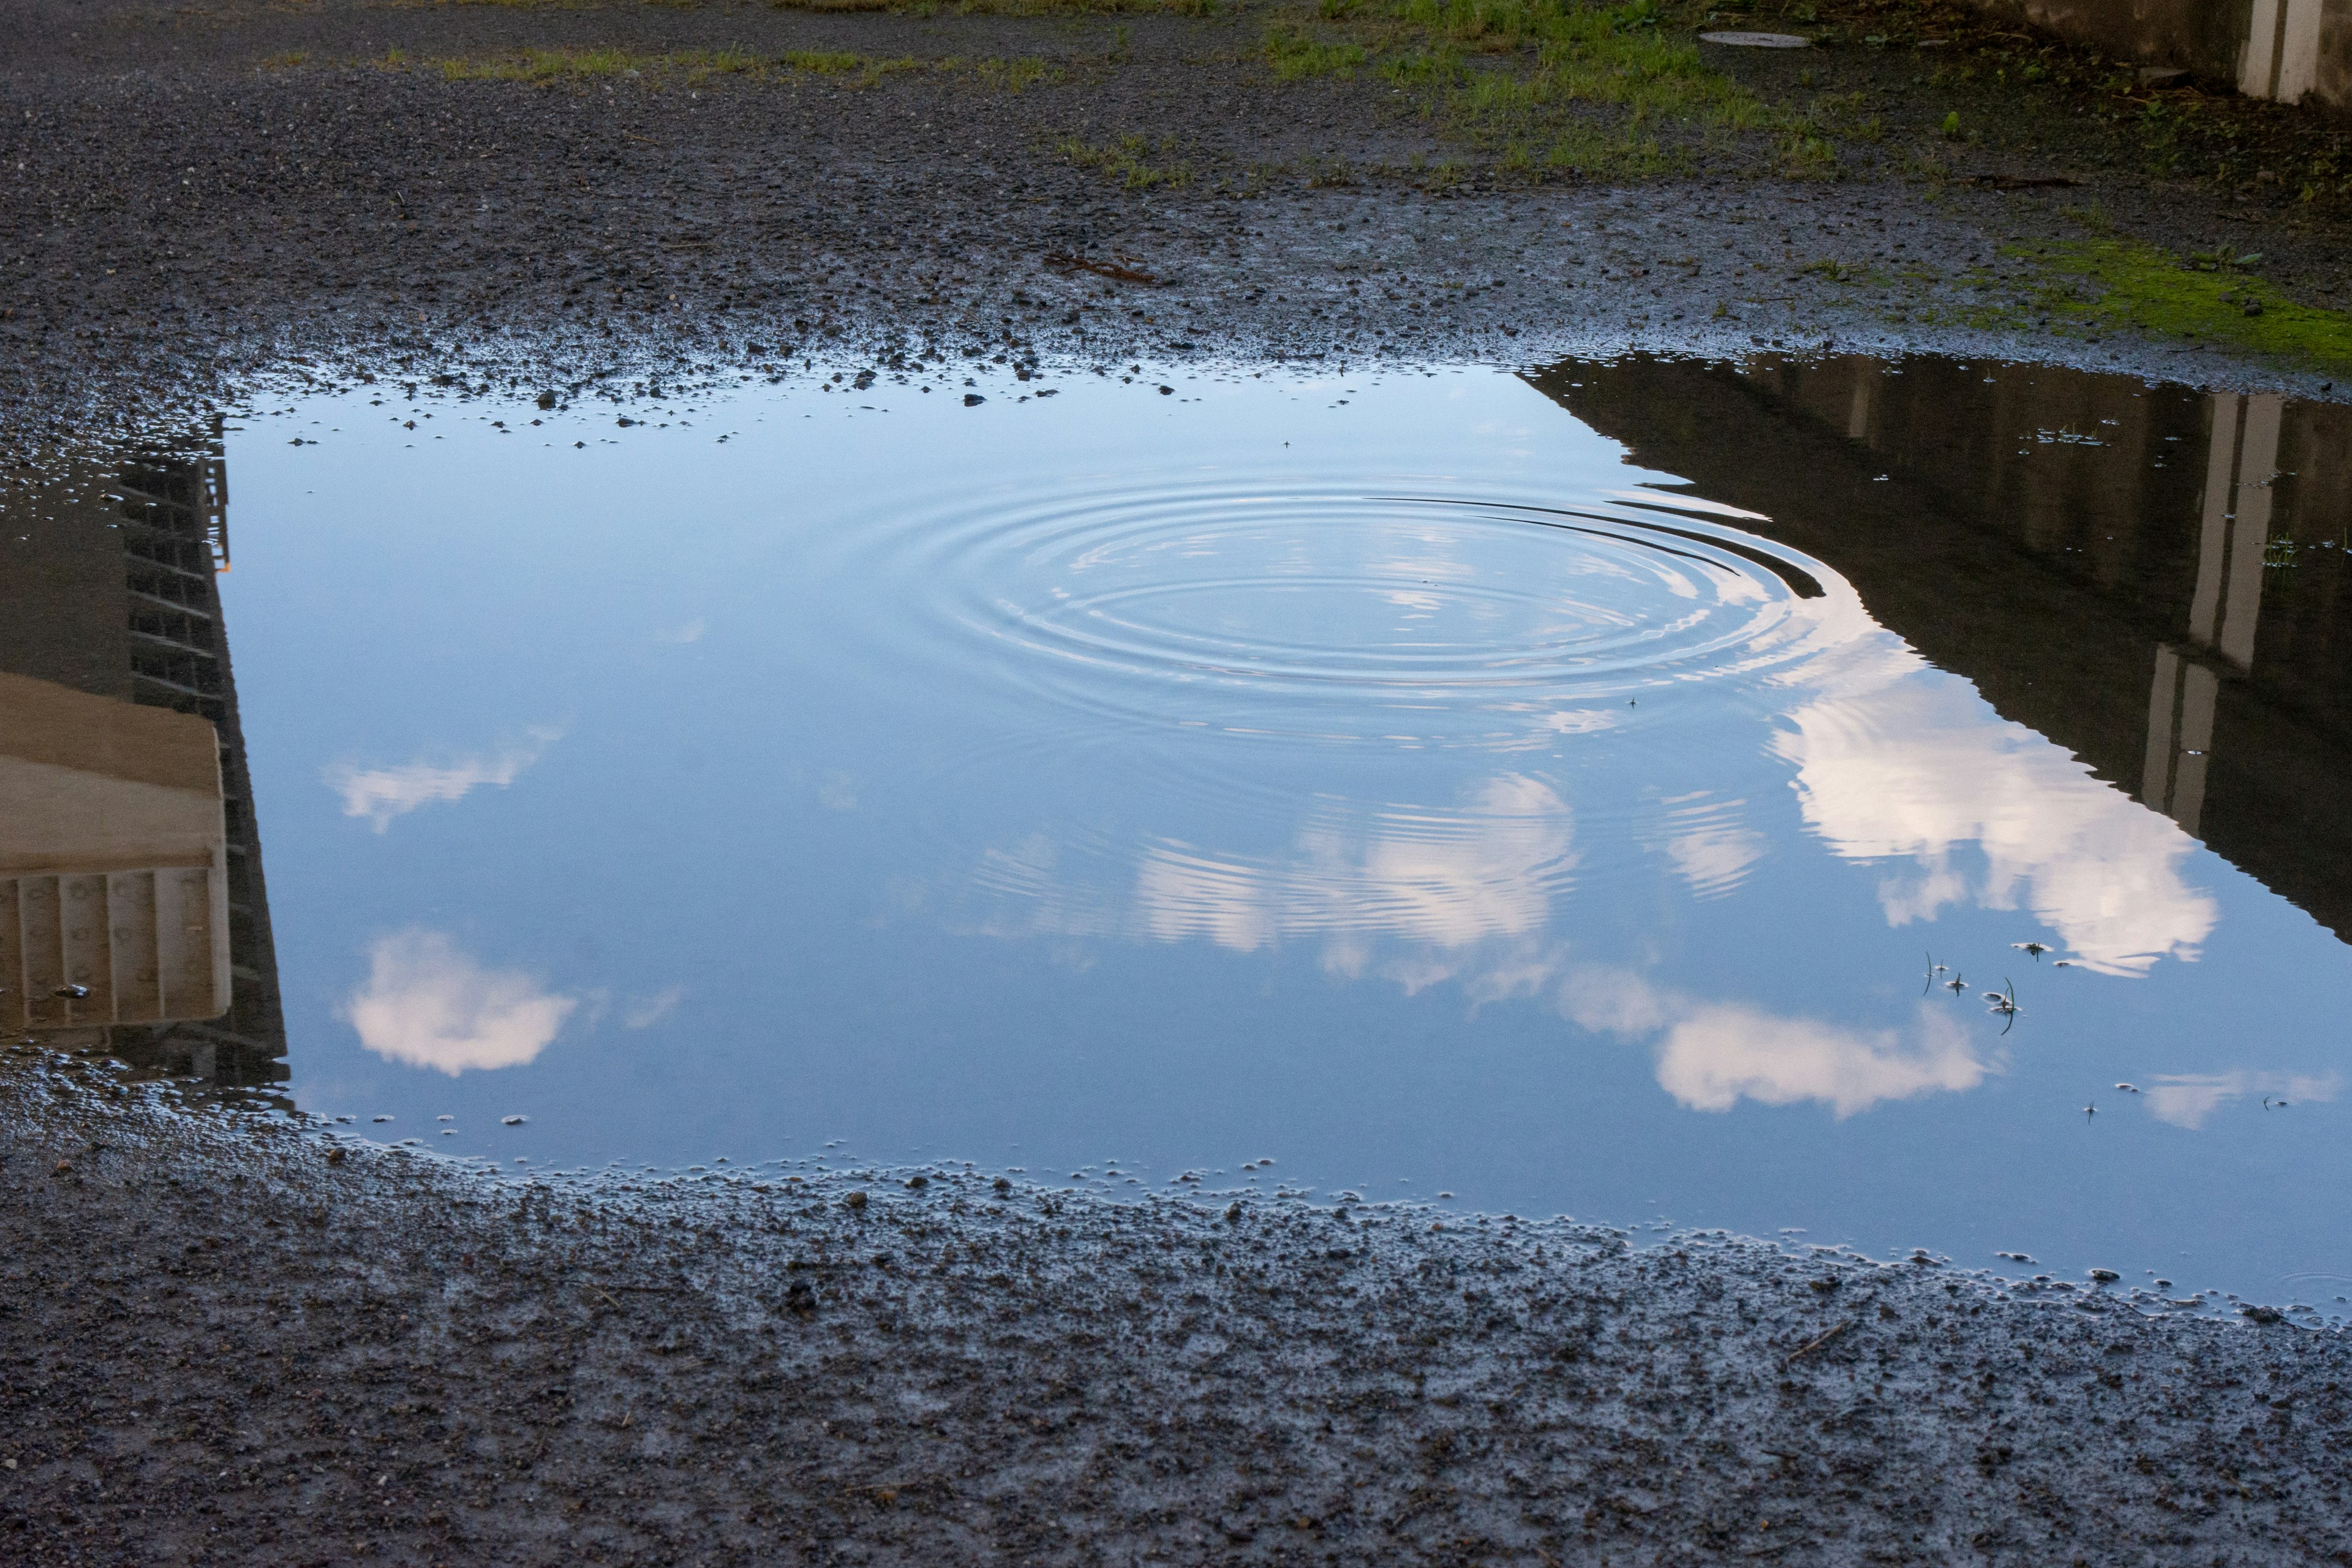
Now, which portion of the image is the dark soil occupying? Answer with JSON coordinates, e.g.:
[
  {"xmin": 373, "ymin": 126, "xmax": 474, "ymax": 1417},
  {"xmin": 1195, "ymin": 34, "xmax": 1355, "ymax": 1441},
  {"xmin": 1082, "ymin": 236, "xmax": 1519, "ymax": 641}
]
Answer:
[{"xmin": 6, "ymin": 1060, "xmax": 2350, "ymax": 1566}]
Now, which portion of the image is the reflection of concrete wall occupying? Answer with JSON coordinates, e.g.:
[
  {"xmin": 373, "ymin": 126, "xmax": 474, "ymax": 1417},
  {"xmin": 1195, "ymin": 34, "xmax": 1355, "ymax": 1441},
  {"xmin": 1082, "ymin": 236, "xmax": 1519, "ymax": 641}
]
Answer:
[
  {"xmin": 0, "ymin": 448, "xmax": 286, "ymax": 1087},
  {"xmin": 1539, "ymin": 354, "xmax": 2352, "ymax": 944},
  {"xmin": 1971, "ymin": 0, "xmax": 2350, "ymax": 108},
  {"xmin": 0, "ymin": 673, "xmax": 231, "ymax": 1031}
]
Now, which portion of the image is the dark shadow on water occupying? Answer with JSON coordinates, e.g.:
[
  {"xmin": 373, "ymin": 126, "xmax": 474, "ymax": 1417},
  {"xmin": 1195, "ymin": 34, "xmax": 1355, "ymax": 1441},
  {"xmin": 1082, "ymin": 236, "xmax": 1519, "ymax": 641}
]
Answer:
[
  {"xmin": 1534, "ymin": 353, "xmax": 2352, "ymax": 946},
  {"xmin": 0, "ymin": 431, "xmax": 288, "ymax": 1095}
]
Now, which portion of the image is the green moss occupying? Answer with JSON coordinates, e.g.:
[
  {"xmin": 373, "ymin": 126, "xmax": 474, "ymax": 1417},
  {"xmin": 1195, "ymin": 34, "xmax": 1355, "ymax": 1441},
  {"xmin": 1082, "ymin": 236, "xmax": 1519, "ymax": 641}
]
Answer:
[{"xmin": 2010, "ymin": 236, "xmax": 2352, "ymax": 374}]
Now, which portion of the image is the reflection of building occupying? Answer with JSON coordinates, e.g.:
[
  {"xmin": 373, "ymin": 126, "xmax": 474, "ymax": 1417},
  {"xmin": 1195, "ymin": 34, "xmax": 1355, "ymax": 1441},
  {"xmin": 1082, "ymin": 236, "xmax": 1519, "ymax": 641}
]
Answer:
[
  {"xmin": 1536, "ymin": 356, "xmax": 2352, "ymax": 943},
  {"xmin": 0, "ymin": 439, "xmax": 287, "ymax": 1088}
]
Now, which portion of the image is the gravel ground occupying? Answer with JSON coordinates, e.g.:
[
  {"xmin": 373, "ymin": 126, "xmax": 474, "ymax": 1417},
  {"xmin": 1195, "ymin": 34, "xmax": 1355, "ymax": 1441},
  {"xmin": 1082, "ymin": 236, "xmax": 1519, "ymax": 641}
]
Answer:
[
  {"xmin": 4, "ymin": 1057, "xmax": 2350, "ymax": 1566},
  {"xmin": 3, "ymin": 0, "xmax": 2349, "ymax": 458}
]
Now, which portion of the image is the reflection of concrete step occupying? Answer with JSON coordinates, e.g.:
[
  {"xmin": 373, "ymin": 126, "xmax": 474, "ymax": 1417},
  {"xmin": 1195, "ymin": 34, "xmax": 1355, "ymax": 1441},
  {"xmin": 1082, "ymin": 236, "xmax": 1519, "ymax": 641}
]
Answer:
[{"xmin": 2, "ymin": 867, "xmax": 227, "ymax": 1030}]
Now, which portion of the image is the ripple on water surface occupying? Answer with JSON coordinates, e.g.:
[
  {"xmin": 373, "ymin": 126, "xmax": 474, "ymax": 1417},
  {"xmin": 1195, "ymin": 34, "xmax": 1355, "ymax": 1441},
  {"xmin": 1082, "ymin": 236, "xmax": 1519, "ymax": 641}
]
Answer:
[{"xmin": 833, "ymin": 480, "xmax": 1847, "ymax": 747}]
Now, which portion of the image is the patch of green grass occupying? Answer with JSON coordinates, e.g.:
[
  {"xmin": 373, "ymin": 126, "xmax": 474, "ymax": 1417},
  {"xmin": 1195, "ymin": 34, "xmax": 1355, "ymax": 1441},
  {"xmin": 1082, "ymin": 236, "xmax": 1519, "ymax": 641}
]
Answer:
[
  {"xmin": 779, "ymin": 48, "xmax": 865, "ymax": 72},
  {"xmin": 1056, "ymin": 132, "xmax": 1193, "ymax": 188},
  {"xmin": 1263, "ymin": 23, "xmax": 1370, "ymax": 79},
  {"xmin": 974, "ymin": 55, "xmax": 1057, "ymax": 91},
  {"xmin": 439, "ymin": 46, "xmax": 661, "ymax": 81},
  {"xmin": 778, "ymin": 48, "xmax": 921, "ymax": 84},
  {"xmin": 427, "ymin": 0, "xmax": 701, "ymax": 9},
  {"xmin": 433, "ymin": 45, "xmax": 924, "ymax": 86},
  {"xmin": 2010, "ymin": 236, "xmax": 2352, "ymax": 374},
  {"xmin": 767, "ymin": 0, "xmax": 1211, "ymax": 13},
  {"xmin": 1270, "ymin": 0, "xmax": 1826, "ymax": 182}
]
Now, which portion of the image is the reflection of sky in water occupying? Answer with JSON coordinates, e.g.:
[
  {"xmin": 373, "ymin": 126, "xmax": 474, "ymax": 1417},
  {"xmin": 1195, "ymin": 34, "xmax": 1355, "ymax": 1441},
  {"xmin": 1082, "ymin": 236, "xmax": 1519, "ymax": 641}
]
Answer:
[{"xmin": 208, "ymin": 366, "xmax": 2349, "ymax": 1302}]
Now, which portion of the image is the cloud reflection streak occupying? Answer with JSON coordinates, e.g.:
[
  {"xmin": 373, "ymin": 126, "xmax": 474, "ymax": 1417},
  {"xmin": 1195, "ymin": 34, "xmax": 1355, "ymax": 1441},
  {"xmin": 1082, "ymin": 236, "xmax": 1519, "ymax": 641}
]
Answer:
[{"xmin": 327, "ymin": 726, "xmax": 560, "ymax": 833}]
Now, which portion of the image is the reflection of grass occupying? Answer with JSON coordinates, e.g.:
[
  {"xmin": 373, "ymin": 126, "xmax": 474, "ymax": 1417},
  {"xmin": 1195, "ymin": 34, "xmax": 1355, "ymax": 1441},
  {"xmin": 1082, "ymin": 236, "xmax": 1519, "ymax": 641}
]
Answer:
[
  {"xmin": 2008, "ymin": 235, "xmax": 2352, "ymax": 373},
  {"xmin": 259, "ymin": 50, "xmax": 310, "ymax": 70},
  {"xmin": 1057, "ymin": 132, "xmax": 1193, "ymax": 188}
]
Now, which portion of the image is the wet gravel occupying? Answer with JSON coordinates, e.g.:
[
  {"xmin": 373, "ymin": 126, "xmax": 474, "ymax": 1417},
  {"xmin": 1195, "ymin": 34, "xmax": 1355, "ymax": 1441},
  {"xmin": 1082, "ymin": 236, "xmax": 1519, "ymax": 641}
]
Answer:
[{"xmin": 4, "ymin": 1059, "xmax": 2350, "ymax": 1565}]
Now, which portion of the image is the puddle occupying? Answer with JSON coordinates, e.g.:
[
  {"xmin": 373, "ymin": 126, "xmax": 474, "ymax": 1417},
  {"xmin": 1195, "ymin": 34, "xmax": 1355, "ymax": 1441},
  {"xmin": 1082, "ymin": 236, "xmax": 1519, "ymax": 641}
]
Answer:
[{"xmin": 5, "ymin": 354, "xmax": 2350, "ymax": 1310}]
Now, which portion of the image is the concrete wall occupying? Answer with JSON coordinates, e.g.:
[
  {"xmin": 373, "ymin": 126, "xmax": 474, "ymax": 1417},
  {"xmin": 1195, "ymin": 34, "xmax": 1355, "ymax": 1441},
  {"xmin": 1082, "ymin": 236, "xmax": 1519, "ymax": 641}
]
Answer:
[{"xmin": 1978, "ymin": 0, "xmax": 2352, "ymax": 110}]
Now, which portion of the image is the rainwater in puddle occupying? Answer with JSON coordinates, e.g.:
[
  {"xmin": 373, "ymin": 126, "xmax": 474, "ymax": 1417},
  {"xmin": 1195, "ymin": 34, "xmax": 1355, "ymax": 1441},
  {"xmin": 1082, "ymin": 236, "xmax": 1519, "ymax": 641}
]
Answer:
[{"xmin": 7, "ymin": 355, "xmax": 2351, "ymax": 1310}]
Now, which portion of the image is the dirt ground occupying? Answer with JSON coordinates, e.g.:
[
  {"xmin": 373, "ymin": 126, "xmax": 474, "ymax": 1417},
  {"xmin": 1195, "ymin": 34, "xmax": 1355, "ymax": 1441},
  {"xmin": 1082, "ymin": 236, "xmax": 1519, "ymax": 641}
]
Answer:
[{"xmin": 6, "ymin": 2, "xmax": 2352, "ymax": 1562}]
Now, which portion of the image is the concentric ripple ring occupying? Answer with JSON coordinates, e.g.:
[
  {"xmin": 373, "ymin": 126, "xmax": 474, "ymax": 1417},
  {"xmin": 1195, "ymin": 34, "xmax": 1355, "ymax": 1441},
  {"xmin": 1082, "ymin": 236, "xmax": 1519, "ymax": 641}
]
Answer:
[{"xmin": 831, "ymin": 479, "xmax": 1850, "ymax": 747}]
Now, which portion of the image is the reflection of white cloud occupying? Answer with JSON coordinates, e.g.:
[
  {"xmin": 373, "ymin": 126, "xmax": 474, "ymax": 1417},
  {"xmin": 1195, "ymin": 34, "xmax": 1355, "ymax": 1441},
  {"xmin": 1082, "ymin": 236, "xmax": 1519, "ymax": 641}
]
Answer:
[
  {"xmin": 1777, "ymin": 666, "xmax": 2214, "ymax": 975},
  {"xmin": 818, "ymin": 771, "xmax": 859, "ymax": 812},
  {"xmin": 2142, "ymin": 1071, "xmax": 2340, "ymax": 1129},
  {"xmin": 1656, "ymin": 1003, "xmax": 1983, "ymax": 1117},
  {"xmin": 1645, "ymin": 792, "xmax": 1765, "ymax": 900},
  {"xmin": 342, "ymin": 930, "xmax": 577, "ymax": 1076},
  {"xmin": 1563, "ymin": 964, "xmax": 1990, "ymax": 1118},
  {"xmin": 1133, "ymin": 774, "xmax": 1575, "ymax": 960},
  {"xmin": 657, "ymin": 617, "xmax": 707, "ymax": 644},
  {"xmin": 328, "ymin": 726, "xmax": 560, "ymax": 833},
  {"xmin": 621, "ymin": 985, "xmax": 684, "ymax": 1030}
]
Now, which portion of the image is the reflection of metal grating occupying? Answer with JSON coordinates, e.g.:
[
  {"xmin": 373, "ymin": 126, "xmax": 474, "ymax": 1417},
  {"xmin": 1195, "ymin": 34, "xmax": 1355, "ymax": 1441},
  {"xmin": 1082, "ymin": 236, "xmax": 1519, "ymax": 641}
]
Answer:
[
  {"xmin": 2, "ymin": 868, "xmax": 227, "ymax": 1031},
  {"xmin": 115, "ymin": 454, "xmax": 231, "ymax": 720}
]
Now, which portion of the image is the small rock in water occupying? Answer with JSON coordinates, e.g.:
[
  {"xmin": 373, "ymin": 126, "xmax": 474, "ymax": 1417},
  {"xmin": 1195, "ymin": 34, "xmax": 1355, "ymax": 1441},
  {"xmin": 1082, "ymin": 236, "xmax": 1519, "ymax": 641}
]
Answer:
[
  {"xmin": 2089, "ymin": 1268, "xmax": 2120, "ymax": 1283},
  {"xmin": 963, "ymin": 393, "xmax": 985, "ymax": 406},
  {"xmin": 372, "ymin": 1115, "xmax": 394, "ymax": 1124},
  {"xmin": 500, "ymin": 1115, "xmax": 526, "ymax": 1126}
]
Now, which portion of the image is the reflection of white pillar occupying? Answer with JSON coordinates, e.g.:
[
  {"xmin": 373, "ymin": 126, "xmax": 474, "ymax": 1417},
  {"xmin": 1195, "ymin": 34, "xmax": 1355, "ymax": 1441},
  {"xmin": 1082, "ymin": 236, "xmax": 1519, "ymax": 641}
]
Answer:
[
  {"xmin": 1844, "ymin": 363, "xmax": 1875, "ymax": 442},
  {"xmin": 2143, "ymin": 649, "xmax": 2218, "ymax": 836},
  {"xmin": 2244, "ymin": 0, "xmax": 2324, "ymax": 102},
  {"xmin": 2143, "ymin": 646, "xmax": 2179, "ymax": 812},
  {"xmin": 2222, "ymin": 396, "xmax": 2283, "ymax": 668},
  {"xmin": 2143, "ymin": 391, "xmax": 2284, "ymax": 835},
  {"xmin": 2188, "ymin": 394, "xmax": 2240, "ymax": 647},
  {"xmin": 2171, "ymin": 663, "xmax": 2217, "ymax": 836},
  {"xmin": 2187, "ymin": 392, "xmax": 2280, "ymax": 670}
]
